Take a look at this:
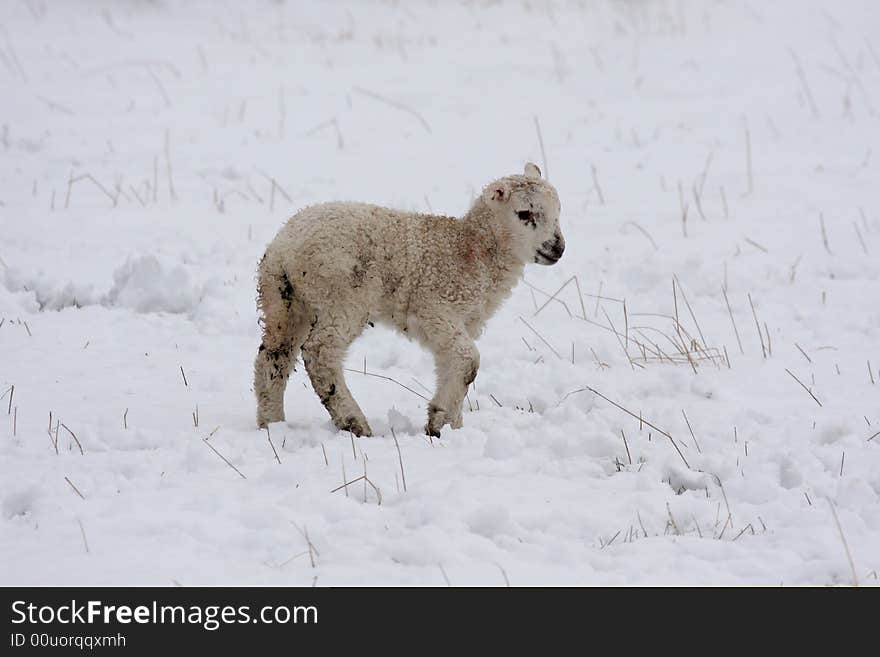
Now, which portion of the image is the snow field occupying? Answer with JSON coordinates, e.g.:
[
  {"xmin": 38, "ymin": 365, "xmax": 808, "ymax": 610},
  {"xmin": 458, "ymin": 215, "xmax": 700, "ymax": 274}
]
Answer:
[{"xmin": 1, "ymin": 0, "xmax": 879, "ymax": 585}]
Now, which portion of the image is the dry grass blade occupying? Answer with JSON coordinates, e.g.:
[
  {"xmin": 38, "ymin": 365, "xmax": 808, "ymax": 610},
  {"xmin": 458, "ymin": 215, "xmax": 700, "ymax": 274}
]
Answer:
[
  {"xmin": 671, "ymin": 280, "xmax": 698, "ymax": 373},
  {"xmin": 202, "ymin": 438, "xmax": 247, "ymax": 479},
  {"xmin": 533, "ymin": 276, "xmax": 575, "ymax": 317},
  {"xmin": 46, "ymin": 428, "xmax": 59, "ymax": 454},
  {"xmin": 526, "ymin": 277, "xmax": 615, "ymax": 318},
  {"xmin": 560, "ymin": 386, "xmax": 690, "ymax": 469},
  {"xmin": 743, "ymin": 119, "xmax": 753, "ymax": 196},
  {"xmin": 77, "ymin": 518, "xmax": 90, "ymax": 554},
  {"xmin": 518, "ymin": 316, "xmax": 561, "ymax": 358},
  {"xmin": 748, "ymin": 293, "xmax": 767, "ymax": 358},
  {"xmin": 352, "ymin": 86, "xmax": 431, "ymax": 133},
  {"xmin": 789, "ymin": 255, "xmax": 802, "ymax": 283},
  {"xmin": 744, "ymin": 237, "xmax": 768, "ymax": 253},
  {"xmin": 292, "ymin": 522, "xmax": 319, "ymax": 568},
  {"xmin": 784, "ymin": 368, "xmax": 823, "ymax": 407},
  {"xmin": 164, "ymin": 128, "xmax": 177, "ymax": 200},
  {"xmin": 61, "ymin": 423, "xmax": 84, "ymax": 455},
  {"xmin": 666, "ymin": 503, "xmax": 681, "ymax": 535},
  {"xmin": 620, "ymin": 430, "xmax": 632, "ymax": 465},
  {"xmin": 795, "ymin": 343, "xmax": 811, "ymax": 363},
  {"xmin": 678, "ymin": 180, "xmax": 689, "ymax": 237},
  {"xmin": 496, "ymin": 563, "xmax": 511, "ymax": 587},
  {"xmin": 819, "ymin": 213, "xmax": 832, "ymax": 255},
  {"xmin": 622, "ymin": 221, "xmax": 658, "ymax": 250},
  {"xmin": 789, "ymin": 49, "xmax": 820, "ymax": 118},
  {"xmin": 66, "ymin": 172, "xmax": 118, "ymax": 208},
  {"xmin": 722, "ymin": 287, "xmax": 744, "ymax": 355},
  {"xmin": 674, "ymin": 275, "xmax": 707, "ymax": 349},
  {"xmin": 391, "ymin": 428, "xmax": 407, "ymax": 493},
  {"xmin": 732, "ymin": 524, "xmax": 755, "ymax": 541},
  {"xmin": 681, "ymin": 410, "xmax": 702, "ymax": 453},
  {"xmin": 692, "ymin": 183, "xmax": 707, "ymax": 221},
  {"xmin": 265, "ymin": 426, "xmax": 281, "ymax": 464},
  {"xmin": 591, "ymin": 164, "xmax": 604, "ymax": 204},
  {"xmin": 341, "ymin": 454, "xmax": 349, "ymax": 497},
  {"xmin": 344, "ymin": 368, "xmax": 429, "ymax": 401},
  {"xmin": 698, "ymin": 150, "xmax": 714, "ymax": 197},
  {"xmin": 330, "ymin": 475, "xmax": 365, "ymax": 494},
  {"xmin": 854, "ymin": 222, "xmax": 869, "ymax": 255},
  {"xmin": 65, "ymin": 476, "xmax": 86, "ymax": 500},
  {"xmin": 534, "ymin": 116, "xmax": 549, "ymax": 180},
  {"xmin": 601, "ymin": 307, "xmax": 633, "ymax": 370},
  {"xmin": 3, "ymin": 384, "xmax": 13, "ymax": 414},
  {"xmin": 827, "ymin": 498, "xmax": 858, "ymax": 586},
  {"xmin": 571, "ymin": 275, "xmax": 588, "ymax": 320},
  {"xmin": 364, "ymin": 476, "xmax": 383, "ymax": 506}
]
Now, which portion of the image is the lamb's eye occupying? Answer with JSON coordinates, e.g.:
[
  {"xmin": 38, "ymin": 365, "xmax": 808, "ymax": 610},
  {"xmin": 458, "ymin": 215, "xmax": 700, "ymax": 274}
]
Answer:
[{"xmin": 517, "ymin": 210, "xmax": 536, "ymax": 227}]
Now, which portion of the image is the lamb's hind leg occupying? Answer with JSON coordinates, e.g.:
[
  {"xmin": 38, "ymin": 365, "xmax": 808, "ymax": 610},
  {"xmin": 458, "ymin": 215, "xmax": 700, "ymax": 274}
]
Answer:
[
  {"xmin": 302, "ymin": 311, "xmax": 372, "ymax": 437},
  {"xmin": 254, "ymin": 269, "xmax": 310, "ymax": 427},
  {"xmin": 422, "ymin": 318, "xmax": 479, "ymax": 437}
]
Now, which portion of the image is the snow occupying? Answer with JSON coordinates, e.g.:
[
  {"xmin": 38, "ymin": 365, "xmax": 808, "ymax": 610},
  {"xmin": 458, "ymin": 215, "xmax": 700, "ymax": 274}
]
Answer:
[{"xmin": 1, "ymin": 0, "xmax": 879, "ymax": 586}]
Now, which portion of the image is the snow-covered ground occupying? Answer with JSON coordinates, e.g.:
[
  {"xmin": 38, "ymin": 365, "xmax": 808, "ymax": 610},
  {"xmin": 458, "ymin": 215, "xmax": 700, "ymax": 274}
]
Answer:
[{"xmin": 2, "ymin": 0, "xmax": 879, "ymax": 586}]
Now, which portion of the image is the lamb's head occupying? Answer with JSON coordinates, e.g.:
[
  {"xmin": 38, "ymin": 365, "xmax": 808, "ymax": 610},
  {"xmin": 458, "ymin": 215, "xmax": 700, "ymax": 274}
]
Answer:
[{"xmin": 481, "ymin": 163, "xmax": 565, "ymax": 266}]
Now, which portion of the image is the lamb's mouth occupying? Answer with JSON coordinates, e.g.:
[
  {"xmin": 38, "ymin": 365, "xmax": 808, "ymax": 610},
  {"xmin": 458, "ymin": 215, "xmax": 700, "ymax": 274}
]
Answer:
[{"xmin": 534, "ymin": 250, "xmax": 560, "ymax": 265}]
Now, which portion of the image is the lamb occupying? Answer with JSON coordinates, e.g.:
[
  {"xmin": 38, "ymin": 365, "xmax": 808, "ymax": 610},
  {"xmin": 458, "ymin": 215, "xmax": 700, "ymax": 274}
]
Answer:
[{"xmin": 254, "ymin": 162, "xmax": 565, "ymax": 437}]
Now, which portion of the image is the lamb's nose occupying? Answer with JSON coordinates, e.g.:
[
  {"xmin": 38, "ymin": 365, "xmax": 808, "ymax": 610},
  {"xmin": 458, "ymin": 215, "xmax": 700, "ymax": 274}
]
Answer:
[{"xmin": 551, "ymin": 235, "xmax": 565, "ymax": 257}]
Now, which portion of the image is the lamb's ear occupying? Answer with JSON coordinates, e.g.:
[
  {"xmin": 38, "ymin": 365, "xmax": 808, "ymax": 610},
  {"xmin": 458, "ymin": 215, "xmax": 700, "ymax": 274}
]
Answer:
[
  {"xmin": 524, "ymin": 162, "xmax": 541, "ymax": 180},
  {"xmin": 483, "ymin": 180, "xmax": 511, "ymax": 204}
]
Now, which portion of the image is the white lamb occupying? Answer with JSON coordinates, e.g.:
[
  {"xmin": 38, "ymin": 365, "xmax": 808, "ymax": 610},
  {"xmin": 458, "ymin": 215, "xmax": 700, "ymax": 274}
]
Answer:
[{"xmin": 254, "ymin": 162, "xmax": 565, "ymax": 437}]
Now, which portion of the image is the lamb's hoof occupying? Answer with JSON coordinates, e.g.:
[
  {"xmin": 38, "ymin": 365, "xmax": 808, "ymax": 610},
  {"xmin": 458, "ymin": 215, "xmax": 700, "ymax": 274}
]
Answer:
[
  {"xmin": 426, "ymin": 408, "xmax": 446, "ymax": 437},
  {"xmin": 339, "ymin": 416, "xmax": 372, "ymax": 437},
  {"xmin": 426, "ymin": 404, "xmax": 446, "ymax": 437}
]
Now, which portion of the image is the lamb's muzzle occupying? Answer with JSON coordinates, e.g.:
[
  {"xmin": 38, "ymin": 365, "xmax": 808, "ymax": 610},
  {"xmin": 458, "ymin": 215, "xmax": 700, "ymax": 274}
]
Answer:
[
  {"xmin": 254, "ymin": 162, "xmax": 564, "ymax": 437},
  {"xmin": 535, "ymin": 232, "xmax": 565, "ymax": 264}
]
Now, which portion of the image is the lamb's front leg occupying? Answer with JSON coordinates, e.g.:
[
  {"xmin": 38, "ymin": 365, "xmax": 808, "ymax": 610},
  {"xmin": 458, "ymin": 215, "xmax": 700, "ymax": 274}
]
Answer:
[{"xmin": 422, "ymin": 320, "xmax": 479, "ymax": 437}]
